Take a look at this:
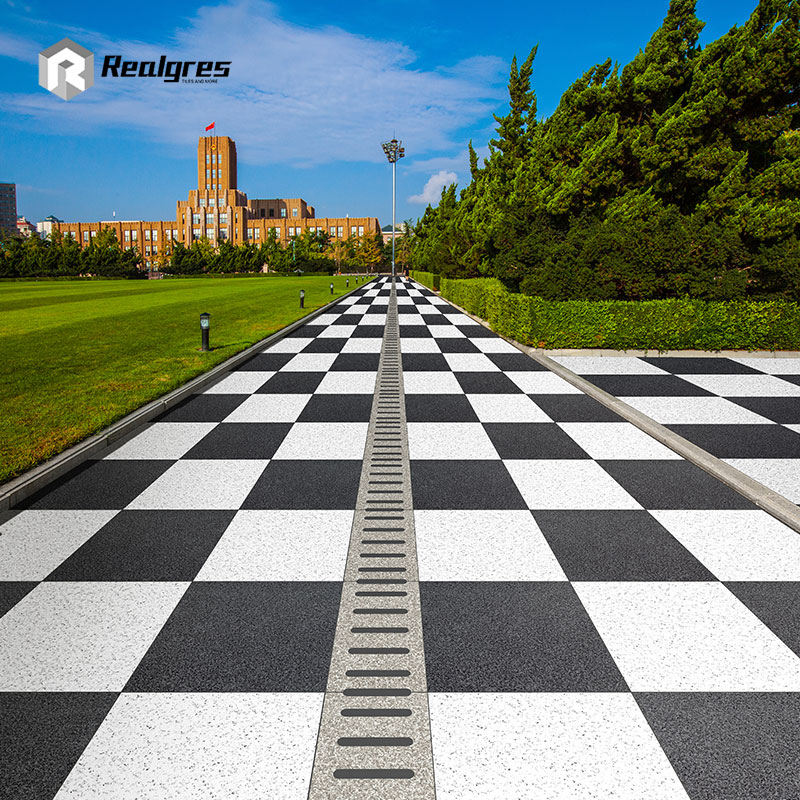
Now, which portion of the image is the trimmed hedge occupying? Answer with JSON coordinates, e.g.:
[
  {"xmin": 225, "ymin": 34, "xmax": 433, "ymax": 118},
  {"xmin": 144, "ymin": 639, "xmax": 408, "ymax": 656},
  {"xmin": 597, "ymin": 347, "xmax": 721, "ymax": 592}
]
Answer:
[{"xmin": 410, "ymin": 272, "xmax": 800, "ymax": 351}]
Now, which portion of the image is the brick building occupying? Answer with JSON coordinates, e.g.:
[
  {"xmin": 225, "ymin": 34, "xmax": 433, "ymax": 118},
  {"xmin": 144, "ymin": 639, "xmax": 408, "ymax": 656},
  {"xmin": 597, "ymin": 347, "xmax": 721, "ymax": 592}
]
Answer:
[
  {"xmin": 0, "ymin": 183, "xmax": 16, "ymax": 237},
  {"xmin": 57, "ymin": 137, "xmax": 381, "ymax": 266}
]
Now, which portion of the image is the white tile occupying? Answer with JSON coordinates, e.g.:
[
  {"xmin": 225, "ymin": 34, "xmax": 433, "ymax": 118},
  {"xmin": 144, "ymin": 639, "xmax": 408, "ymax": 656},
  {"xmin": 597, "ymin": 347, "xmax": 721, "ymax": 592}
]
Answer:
[
  {"xmin": 104, "ymin": 423, "xmax": 216, "ymax": 460},
  {"xmin": 340, "ymin": 304, "xmax": 369, "ymax": 315},
  {"xmin": 315, "ymin": 372, "xmax": 377, "ymax": 394},
  {"xmin": 443, "ymin": 353, "xmax": 500, "ymax": 372},
  {"xmin": 316, "ymin": 325, "xmax": 356, "ymax": 338},
  {"xmin": 429, "ymin": 297, "xmax": 449, "ymax": 305},
  {"xmin": 223, "ymin": 394, "xmax": 310, "ymax": 422},
  {"xmin": 399, "ymin": 338, "xmax": 442, "ymax": 353},
  {"xmin": 471, "ymin": 338, "xmax": 520, "ymax": 354},
  {"xmin": 651, "ymin": 510, "xmax": 800, "ymax": 581},
  {"xmin": 574, "ymin": 581, "xmax": 800, "ymax": 691},
  {"xmin": 619, "ymin": 396, "xmax": 773, "ymax": 424},
  {"xmin": 418, "ymin": 305, "xmax": 444, "ymax": 315},
  {"xmin": 0, "ymin": 582, "xmax": 187, "ymax": 691},
  {"xmin": 281, "ymin": 353, "xmax": 338, "ymax": 372},
  {"xmin": 0, "ymin": 510, "xmax": 117, "ymax": 581},
  {"xmin": 467, "ymin": 394, "xmax": 552, "ymax": 423},
  {"xmin": 558, "ymin": 423, "xmax": 682, "ymax": 460},
  {"xmin": 273, "ymin": 422, "xmax": 368, "ymax": 460},
  {"xmin": 506, "ymin": 371, "xmax": 582, "ymax": 394},
  {"xmin": 358, "ymin": 313, "xmax": 387, "ymax": 326},
  {"xmin": 55, "ymin": 693, "xmax": 323, "ymax": 800},
  {"xmin": 396, "ymin": 295, "xmax": 415, "ymax": 304},
  {"xmin": 397, "ymin": 313, "xmax": 424, "ymax": 325},
  {"xmin": 722, "ymin": 459, "xmax": 800, "ymax": 503},
  {"xmin": 310, "ymin": 313, "xmax": 341, "ymax": 325},
  {"xmin": 505, "ymin": 460, "xmax": 642, "ymax": 510},
  {"xmin": 196, "ymin": 510, "xmax": 352, "ymax": 581},
  {"xmin": 127, "ymin": 460, "xmax": 267, "ymax": 510},
  {"xmin": 337, "ymin": 296, "xmax": 359, "ymax": 305},
  {"xmin": 677, "ymin": 374, "xmax": 800, "ymax": 397},
  {"xmin": 261, "ymin": 337, "xmax": 310, "ymax": 353},
  {"xmin": 402, "ymin": 372, "xmax": 463, "ymax": 394},
  {"xmin": 730, "ymin": 357, "xmax": 800, "ymax": 374},
  {"xmin": 416, "ymin": 510, "xmax": 565, "ymax": 581},
  {"xmin": 429, "ymin": 693, "xmax": 689, "ymax": 800},
  {"xmin": 202, "ymin": 372, "xmax": 274, "ymax": 393},
  {"xmin": 449, "ymin": 316, "xmax": 483, "ymax": 327},
  {"xmin": 340, "ymin": 337, "xmax": 383, "ymax": 353},
  {"xmin": 551, "ymin": 356, "xmax": 669, "ymax": 375},
  {"xmin": 425, "ymin": 325, "xmax": 465, "ymax": 338},
  {"xmin": 407, "ymin": 423, "xmax": 498, "ymax": 460}
]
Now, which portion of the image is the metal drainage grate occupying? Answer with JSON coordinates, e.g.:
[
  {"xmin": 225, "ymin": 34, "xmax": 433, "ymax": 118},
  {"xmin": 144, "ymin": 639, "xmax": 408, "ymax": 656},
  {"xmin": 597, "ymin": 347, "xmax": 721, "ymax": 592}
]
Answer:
[{"xmin": 309, "ymin": 278, "xmax": 435, "ymax": 799}]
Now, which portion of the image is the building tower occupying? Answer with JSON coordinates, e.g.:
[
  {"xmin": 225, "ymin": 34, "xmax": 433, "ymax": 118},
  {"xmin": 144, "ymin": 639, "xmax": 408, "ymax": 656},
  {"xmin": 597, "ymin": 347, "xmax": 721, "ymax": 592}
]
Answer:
[{"xmin": 197, "ymin": 136, "xmax": 237, "ymax": 193}]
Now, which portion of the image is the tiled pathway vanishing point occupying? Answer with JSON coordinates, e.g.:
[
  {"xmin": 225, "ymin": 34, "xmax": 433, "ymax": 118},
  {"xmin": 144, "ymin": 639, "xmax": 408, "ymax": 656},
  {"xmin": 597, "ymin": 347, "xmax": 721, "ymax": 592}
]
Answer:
[{"xmin": 1, "ymin": 276, "xmax": 799, "ymax": 799}]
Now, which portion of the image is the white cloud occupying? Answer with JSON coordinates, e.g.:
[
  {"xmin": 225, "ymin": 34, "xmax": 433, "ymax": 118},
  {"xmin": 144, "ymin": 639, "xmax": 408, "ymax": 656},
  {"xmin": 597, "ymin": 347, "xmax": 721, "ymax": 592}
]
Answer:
[
  {"xmin": 1, "ymin": 0, "xmax": 505, "ymax": 168},
  {"xmin": 408, "ymin": 170, "xmax": 458, "ymax": 205}
]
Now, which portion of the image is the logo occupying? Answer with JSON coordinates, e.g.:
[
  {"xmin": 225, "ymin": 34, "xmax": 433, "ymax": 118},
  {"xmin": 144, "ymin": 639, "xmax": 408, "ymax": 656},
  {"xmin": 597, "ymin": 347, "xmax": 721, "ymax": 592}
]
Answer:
[{"xmin": 39, "ymin": 38, "xmax": 94, "ymax": 101}]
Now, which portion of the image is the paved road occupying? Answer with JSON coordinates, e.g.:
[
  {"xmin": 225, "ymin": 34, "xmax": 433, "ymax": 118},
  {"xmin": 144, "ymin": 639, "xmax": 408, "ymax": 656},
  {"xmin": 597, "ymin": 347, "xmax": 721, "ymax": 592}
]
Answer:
[{"xmin": 1, "ymin": 276, "xmax": 799, "ymax": 799}]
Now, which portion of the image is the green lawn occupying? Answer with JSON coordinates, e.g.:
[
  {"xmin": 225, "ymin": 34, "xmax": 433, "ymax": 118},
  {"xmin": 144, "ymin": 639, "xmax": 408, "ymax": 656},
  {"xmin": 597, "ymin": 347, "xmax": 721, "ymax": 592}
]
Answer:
[{"xmin": 0, "ymin": 275, "xmax": 368, "ymax": 484}]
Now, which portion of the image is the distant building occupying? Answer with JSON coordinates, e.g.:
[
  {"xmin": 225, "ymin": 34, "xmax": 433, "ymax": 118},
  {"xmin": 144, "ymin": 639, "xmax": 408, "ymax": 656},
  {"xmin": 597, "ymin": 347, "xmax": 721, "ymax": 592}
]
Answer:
[
  {"xmin": 0, "ymin": 183, "xmax": 16, "ymax": 237},
  {"xmin": 37, "ymin": 215, "xmax": 64, "ymax": 237},
  {"xmin": 57, "ymin": 136, "xmax": 381, "ymax": 269},
  {"xmin": 16, "ymin": 216, "xmax": 36, "ymax": 237},
  {"xmin": 381, "ymin": 223, "xmax": 408, "ymax": 244}
]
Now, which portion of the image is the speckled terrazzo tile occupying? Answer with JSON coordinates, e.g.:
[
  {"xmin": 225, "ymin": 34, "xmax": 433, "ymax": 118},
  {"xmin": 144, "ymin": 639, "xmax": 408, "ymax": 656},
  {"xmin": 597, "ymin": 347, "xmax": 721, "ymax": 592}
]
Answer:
[
  {"xmin": 270, "ymin": 421, "xmax": 368, "ymax": 460},
  {"xmin": 650, "ymin": 510, "xmax": 800, "ymax": 581},
  {"xmin": 406, "ymin": 422, "xmax": 499, "ymax": 459},
  {"xmin": 103, "ymin": 422, "xmax": 218, "ymax": 459},
  {"xmin": 676, "ymin": 373, "xmax": 800, "ymax": 397},
  {"xmin": 551, "ymin": 356, "xmax": 670, "ymax": 375},
  {"xmin": 574, "ymin": 581, "xmax": 800, "ymax": 691},
  {"xmin": 200, "ymin": 370, "xmax": 275, "ymax": 393},
  {"xmin": 730, "ymin": 356, "xmax": 800, "ymax": 374},
  {"xmin": 0, "ymin": 510, "xmax": 118, "ymax": 580},
  {"xmin": 415, "ymin": 510, "xmax": 565, "ymax": 581},
  {"xmin": 721, "ymin": 458, "xmax": 800, "ymax": 503},
  {"xmin": 617, "ymin": 396, "xmax": 773, "ymax": 424},
  {"xmin": 0, "ymin": 581, "xmax": 188, "ymax": 691},
  {"xmin": 428, "ymin": 693, "xmax": 688, "ymax": 799},
  {"xmin": 54, "ymin": 693, "xmax": 323, "ymax": 800},
  {"xmin": 558, "ymin": 422, "xmax": 682, "ymax": 459}
]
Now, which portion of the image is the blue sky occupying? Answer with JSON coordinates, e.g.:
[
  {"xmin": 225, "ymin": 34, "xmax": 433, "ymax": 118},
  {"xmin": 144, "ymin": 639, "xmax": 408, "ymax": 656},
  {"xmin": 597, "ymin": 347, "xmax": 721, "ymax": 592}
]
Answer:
[{"xmin": 1, "ymin": 0, "xmax": 759, "ymax": 229}]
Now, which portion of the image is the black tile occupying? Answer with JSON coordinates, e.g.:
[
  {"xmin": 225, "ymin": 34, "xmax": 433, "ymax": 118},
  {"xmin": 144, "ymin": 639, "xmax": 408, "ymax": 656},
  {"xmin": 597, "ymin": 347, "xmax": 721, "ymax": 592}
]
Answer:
[
  {"xmin": 730, "ymin": 396, "xmax": 800, "ymax": 424},
  {"xmin": 300, "ymin": 337, "xmax": 347, "ymax": 353},
  {"xmin": 411, "ymin": 460, "xmax": 527, "ymax": 510},
  {"xmin": 774, "ymin": 374, "xmax": 800, "ymax": 388},
  {"xmin": 402, "ymin": 353, "xmax": 450, "ymax": 372},
  {"xmin": 534, "ymin": 510, "xmax": 714, "ymax": 581},
  {"xmin": 242, "ymin": 459, "xmax": 362, "ymax": 509},
  {"xmin": 435, "ymin": 338, "xmax": 480, "ymax": 353},
  {"xmin": 666, "ymin": 424, "xmax": 800, "ymax": 458},
  {"xmin": 586, "ymin": 374, "xmax": 713, "ymax": 396},
  {"xmin": 350, "ymin": 325, "xmax": 386, "ymax": 338},
  {"xmin": 487, "ymin": 353, "xmax": 548, "ymax": 371},
  {"xmin": 287, "ymin": 324, "xmax": 326, "ymax": 337},
  {"xmin": 0, "ymin": 582, "xmax": 37, "ymax": 618},
  {"xmin": 397, "ymin": 305, "xmax": 422, "ymax": 315},
  {"xmin": 47, "ymin": 510, "xmax": 234, "ymax": 581},
  {"xmin": 725, "ymin": 582, "xmax": 800, "ymax": 658},
  {"xmin": 183, "ymin": 423, "xmax": 292, "ymax": 459},
  {"xmin": 0, "ymin": 692, "xmax": 117, "ymax": 800},
  {"xmin": 156, "ymin": 394, "xmax": 247, "ymax": 423},
  {"xmin": 353, "ymin": 297, "xmax": 373, "ymax": 305},
  {"xmin": 411, "ymin": 297, "xmax": 431, "ymax": 305},
  {"xmin": 236, "ymin": 353, "xmax": 295, "ymax": 371},
  {"xmin": 331, "ymin": 353, "xmax": 381, "ymax": 371},
  {"xmin": 531, "ymin": 394, "xmax": 623, "ymax": 422},
  {"xmin": 298, "ymin": 394, "xmax": 374, "ymax": 422},
  {"xmin": 455, "ymin": 324, "xmax": 497, "ymax": 337},
  {"xmin": 17, "ymin": 460, "xmax": 172, "ymax": 510},
  {"xmin": 636, "ymin": 692, "xmax": 800, "ymax": 800},
  {"xmin": 598, "ymin": 460, "xmax": 757, "ymax": 510},
  {"xmin": 330, "ymin": 314, "xmax": 362, "ymax": 325},
  {"xmin": 256, "ymin": 372, "xmax": 324, "ymax": 393},
  {"xmin": 641, "ymin": 357, "xmax": 762, "ymax": 374},
  {"xmin": 421, "ymin": 582, "xmax": 627, "ymax": 691},
  {"xmin": 398, "ymin": 326, "xmax": 433, "ymax": 338},
  {"xmin": 437, "ymin": 305, "xmax": 461, "ymax": 315},
  {"xmin": 424, "ymin": 317, "xmax": 454, "ymax": 327},
  {"xmin": 455, "ymin": 373, "xmax": 524, "ymax": 394},
  {"xmin": 364, "ymin": 305, "xmax": 388, "ymax": 314},
  {"xmin": 126, "ymin": 582, "xmax": 340, "ymax": 691},
  {"xmin": 484, "ymin": 423, "xmax": 590, "ymax": 459},
  {"xmin": 404, "ymin": 394, "xmax": 479, "ymax": 423}
]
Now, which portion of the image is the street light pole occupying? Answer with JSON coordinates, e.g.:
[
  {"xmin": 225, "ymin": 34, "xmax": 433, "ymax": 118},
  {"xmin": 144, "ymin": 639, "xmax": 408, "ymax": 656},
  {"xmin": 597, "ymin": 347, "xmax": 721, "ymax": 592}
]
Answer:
[{"xmin": 381, "ymin": 138, "xmax": 405, "ymax": 277}]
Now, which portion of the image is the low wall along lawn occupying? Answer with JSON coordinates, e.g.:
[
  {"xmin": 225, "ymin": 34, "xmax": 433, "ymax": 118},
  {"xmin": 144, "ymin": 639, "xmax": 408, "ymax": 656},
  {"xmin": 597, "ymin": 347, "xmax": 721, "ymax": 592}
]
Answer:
[{"xmin": 410, "ymin": 272, "xmax": 800, "ymax": 351}]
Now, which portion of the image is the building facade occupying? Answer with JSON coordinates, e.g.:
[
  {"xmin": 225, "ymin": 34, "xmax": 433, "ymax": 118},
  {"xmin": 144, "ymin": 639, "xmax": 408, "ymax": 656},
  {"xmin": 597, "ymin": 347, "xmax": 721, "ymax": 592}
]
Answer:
[
  {"xmin": 16, "ymin": 216, "xmax": 37, "ymax": 237},
  {"xmin": 0, "ymin": 183, "xmax": 16, "ymax": 237},
  {"xmin": 57, "ymin": 137, "xmax": 380, "ymax": 266}
]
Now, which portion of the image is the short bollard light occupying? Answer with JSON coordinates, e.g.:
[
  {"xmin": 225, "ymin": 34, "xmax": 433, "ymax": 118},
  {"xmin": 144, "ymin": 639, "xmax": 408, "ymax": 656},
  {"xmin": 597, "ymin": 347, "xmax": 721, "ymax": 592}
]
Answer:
[
  {"xmin": 200, "ymin": 312, "xmax": 211, "ymax": 352},
  {"xmin": 330, "ymin": 282, "xmax": 334, "ymax": 295},
  {"xmin": 300, "ymin": 289, "xmax": 305, "ymax": 308},
  {"xmin": 346, "ymin": 278, "xmax": 350, "ymax": 288}
]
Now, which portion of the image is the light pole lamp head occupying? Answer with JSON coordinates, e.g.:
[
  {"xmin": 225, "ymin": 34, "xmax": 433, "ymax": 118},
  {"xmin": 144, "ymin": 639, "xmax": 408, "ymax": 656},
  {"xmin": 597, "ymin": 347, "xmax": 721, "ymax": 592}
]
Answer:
[
  {"xmin": 200, "ymin": 312, "xmax": 211, "ymax": 329},
  {"xmin": 381, "ymin": 138, "xmax": 405, "ymax": 164}
]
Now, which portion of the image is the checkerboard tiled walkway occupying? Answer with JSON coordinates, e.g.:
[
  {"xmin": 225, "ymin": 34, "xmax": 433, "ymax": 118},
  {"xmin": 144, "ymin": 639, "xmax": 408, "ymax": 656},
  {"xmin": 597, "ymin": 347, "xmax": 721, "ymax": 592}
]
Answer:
[{"xmin": 1, "ymin": 277, "xmax": 799, "ymax": 799}]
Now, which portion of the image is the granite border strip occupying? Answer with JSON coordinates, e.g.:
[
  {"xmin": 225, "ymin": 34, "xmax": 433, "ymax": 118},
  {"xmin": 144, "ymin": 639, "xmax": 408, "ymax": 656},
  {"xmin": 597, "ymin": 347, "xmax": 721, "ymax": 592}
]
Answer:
[{"xmin": 0, "ymin": 277, "xmax": 378, "ymax": 511}]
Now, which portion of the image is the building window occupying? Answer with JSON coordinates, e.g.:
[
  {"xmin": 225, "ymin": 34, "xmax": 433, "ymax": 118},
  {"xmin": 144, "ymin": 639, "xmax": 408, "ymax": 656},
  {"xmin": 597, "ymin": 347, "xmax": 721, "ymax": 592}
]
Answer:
[
  {"xmin": 206, "ymin": 169, "xmax": 210, "ymax": 179},
  {"xmin": 209, "ymin": 198, "xmax": 216, "ymax": 207},
  {"xmin": 359, "ymin": 226, "xmax": 364, "ymax": 236},
  {"xmin": 253, "ymin": 228, "xmax": 260, "ymax": 239},
  {"xmin": 193, "ymin": 228, "xmax": 201, "ymax": 238},
  {"xmin": 218, "ymin": 156, "xmax": 222, "ymax": 166},
  {"xmin": 351, "ymin": 226, "xmax": 357, "ymax": 236},
  {"xmin": 192, "ymin": 214, "xmax": 201, "ymax": 225},
  {"xmin": 247, "ymin": 228, "xmax": 253, "ymax": 240},
  {"xmin": 329, "ymin": 226, "xmax": 336, "ymax": 236},
  {"xmin": 172, "ymin": 229, "xmax": 179, "ymax": 239},
  {"xmin": 131, "ymin": 230, "xmax": 138, "ymax": 241},
  {"xmin": 260, "ymin": 208, "xmax": 265, "ymax": 218},
  {"xmin": 269, "ymin": 208, "xmax": 275, "ymax": 218},
  {"xmin": 337, "ymin": 226, "xmax": 343, "ymax": 237},
  {"xmin": 292, "ymin": 207, "xmax": 298, "ymax": 217},
  {"xmin": 152, "ymin": 230, "xmax": 158, "ymax": 242},
  {"xmin": 220, "ymin": 228, "xmax": 228, "ymax": 240},
  {"xmin": 145, "ymin": 246, "xmax": 151, "ymax": 255},
  {"xmin": 280, "ymin": 208, "xmax": 286, "ymax": 218},
  {"xmin": 91, "ymin": 230, "xmax": 97, "ymax": 238},
  {"xmin": 145, "ymin": 230, "xmax": 151, "ymax": 241},
  {"xmin": 153, "ymin": 245, "xmax": 158, "ymax": 254},
  {"xmin": 83, "ymin": 231, "xmax": 89, "ymax": 242},
  {"xmin": 206, "ymin": 155, "xmax": 210, "ymax": 164},
  {"xmin": 206, "ymin": 213, "xmax": 214, "ymax": 225},
  {"xmin": 124, "ymin": 230, "xmax": 131, "ymax": 241},
  {"xmin": 219, "ymin": 213, "xmax": 227, "ymax": 224},
  {"xmin": 199, "ymin": 198, "xmax": 206, "ymax": 206},
  {"xmin": 206, "ymin": 228, "xmax": 214, "ymax": 238},
  {"xmin": 206, "ymin": 184, "xmax": 210, "ymax": 190}
]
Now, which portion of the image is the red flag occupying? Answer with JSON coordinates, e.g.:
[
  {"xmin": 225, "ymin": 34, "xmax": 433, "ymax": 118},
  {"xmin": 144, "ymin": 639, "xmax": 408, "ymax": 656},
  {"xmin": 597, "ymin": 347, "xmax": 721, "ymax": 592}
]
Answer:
[{"xmin": 205, "ymin": 122, "xmax": 215, "ymax": 131}]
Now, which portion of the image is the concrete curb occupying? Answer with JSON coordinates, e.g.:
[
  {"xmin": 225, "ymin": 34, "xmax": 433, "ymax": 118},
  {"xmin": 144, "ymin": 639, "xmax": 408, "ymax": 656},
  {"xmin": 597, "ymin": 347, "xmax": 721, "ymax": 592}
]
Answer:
[
  {"xmin": 418, "ymin": 283, "xmax": 800, "ymax": 535},
  {"xmin": 0, "ymin": 277, "xmax": 378, "ymax": 512}
]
